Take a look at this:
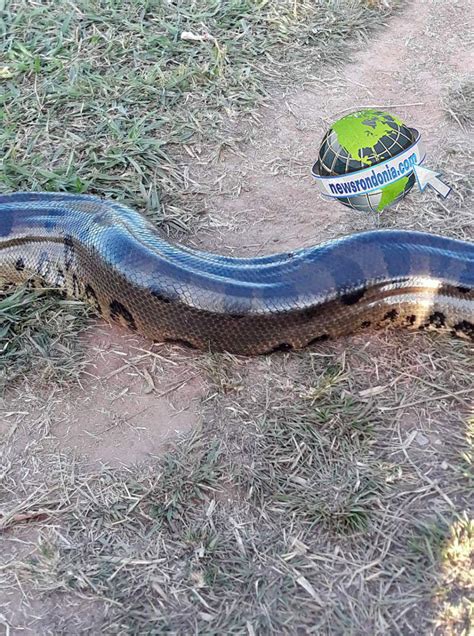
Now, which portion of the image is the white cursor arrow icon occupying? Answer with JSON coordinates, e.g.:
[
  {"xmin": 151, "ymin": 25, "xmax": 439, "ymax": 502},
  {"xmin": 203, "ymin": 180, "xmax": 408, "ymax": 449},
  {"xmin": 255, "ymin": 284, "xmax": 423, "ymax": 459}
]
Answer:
[{"xmin": 413, "ymin": 164, "xmax": 451, "ymax": 199}]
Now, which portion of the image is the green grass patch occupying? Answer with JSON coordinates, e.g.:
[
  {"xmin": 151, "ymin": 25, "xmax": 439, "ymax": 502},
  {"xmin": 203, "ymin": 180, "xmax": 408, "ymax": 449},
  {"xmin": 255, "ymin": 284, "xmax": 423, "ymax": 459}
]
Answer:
[
  {"xmin": 1, "ymin": 0, "xmax": 395, "ymax": 220},
  {"xmin": 0, "ymin": 285, "xmax": 89, "ymax": 390}
]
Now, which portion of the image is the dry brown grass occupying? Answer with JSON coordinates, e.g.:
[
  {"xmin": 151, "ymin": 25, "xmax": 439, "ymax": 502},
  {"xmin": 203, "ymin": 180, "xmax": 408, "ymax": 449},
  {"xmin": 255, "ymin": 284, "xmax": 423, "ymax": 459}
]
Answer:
[{"xmin": 1, "ymin": 331, "xmax": 472, "ymax": 632}]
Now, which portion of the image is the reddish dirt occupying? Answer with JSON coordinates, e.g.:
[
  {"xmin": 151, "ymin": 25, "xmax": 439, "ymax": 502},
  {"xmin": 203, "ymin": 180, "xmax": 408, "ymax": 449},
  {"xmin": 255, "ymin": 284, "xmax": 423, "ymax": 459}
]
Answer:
[{"xmin": 48, "ymin": 324, "xmax": 205, "ymax": 466}]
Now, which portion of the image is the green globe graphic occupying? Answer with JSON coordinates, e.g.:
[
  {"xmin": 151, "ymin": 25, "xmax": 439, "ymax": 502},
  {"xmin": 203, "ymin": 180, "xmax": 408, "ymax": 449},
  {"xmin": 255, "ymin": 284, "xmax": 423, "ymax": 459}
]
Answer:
[{"xmin": 313, "ymin": 109, "xmax": 417, "ymax": 212}]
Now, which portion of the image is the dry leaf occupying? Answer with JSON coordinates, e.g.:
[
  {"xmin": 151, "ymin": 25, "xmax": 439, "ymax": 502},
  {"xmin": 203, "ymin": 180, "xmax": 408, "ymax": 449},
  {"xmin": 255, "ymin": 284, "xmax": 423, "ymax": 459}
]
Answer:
[
  {"xmin": 296, "ymin": 576, "xmax": 323, "ymax": 603},
  {"xmin": 181, "ymin": 31, "xmax": 215, "ymax": 43}
]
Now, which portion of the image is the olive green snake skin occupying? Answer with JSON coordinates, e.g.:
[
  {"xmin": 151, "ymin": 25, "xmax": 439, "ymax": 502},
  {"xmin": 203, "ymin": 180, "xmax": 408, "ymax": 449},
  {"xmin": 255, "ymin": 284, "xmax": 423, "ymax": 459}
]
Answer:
[{"xmin": 0, "ymin": 192, "xmax": 473, "ymax": 354}]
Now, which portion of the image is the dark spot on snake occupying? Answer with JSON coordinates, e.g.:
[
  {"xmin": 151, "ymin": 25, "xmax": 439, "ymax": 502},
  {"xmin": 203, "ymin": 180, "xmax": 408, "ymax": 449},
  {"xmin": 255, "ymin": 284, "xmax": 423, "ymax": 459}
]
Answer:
[
  {"xmin": 383, "ymin": 309, "xmax": 398, "ymax": 322},
  {"xmin": 85, "ymin": 284, "xmax": 97, "ymax": 298},
  {"xmin": 63, "ymin": 235, "xmax": 74, "ymax": 271},
  {"xmin": 452, "ymin": 320, "xmax": 474, "ymax": 339},
  {"xmin": 85, "ymin": 284, "xmax": 102, "ymax": 313},
  {"xmin": 54, "ymin": 268, "xmax": 65, "ymax": 288},
  {"xmin": 406, "ymin": 314, "xmax": 417, "ymax": 325},
  {"xmin": 72, "ymin": 273, "xmax": 80, "ymax": 298},
  {"xmin": 110, "ymin": 299, "xmax": 137, "ymax": 331},
  {"xmin": 456, "ymin": 285, "xmax": 470, "ymax": 294},
  {"xmin": 361, "ymin": 320, "xmax": 371, "ymax": 328},
  {"xmin": 428, "ymin": 312, "xmax": 446, "ymax": 328},
  {"xmin": 340, "ymin": 288, "xmax": 366, "ymax": 305},
  {"xmin": 302, "ymin": 305, "xmax": 323, "ymax": 320},
  {"xmin": 308, "ymin": 334, "xmax": 330, "ymax": 345},
  {"xmin": 271, "ymin": 343, "xmax": 293, "ymax": 353},
  {"xmin": 15, "ymin": 257, "xmax": 25, "ymax": 272},
  {"xmin": 164, "ymin": 337, "xmax": 196, "ymax": 349},
  {"xmin": 151, "ymin": 290, "xmax": 172, "ymax": 304}
]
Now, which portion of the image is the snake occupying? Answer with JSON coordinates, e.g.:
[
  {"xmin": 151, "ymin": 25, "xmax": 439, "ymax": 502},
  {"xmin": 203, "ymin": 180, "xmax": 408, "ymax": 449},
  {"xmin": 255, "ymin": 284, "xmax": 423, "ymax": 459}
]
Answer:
[{"xmin": 0, "ymin": 192, "xmax": 473, "ymax": 355}]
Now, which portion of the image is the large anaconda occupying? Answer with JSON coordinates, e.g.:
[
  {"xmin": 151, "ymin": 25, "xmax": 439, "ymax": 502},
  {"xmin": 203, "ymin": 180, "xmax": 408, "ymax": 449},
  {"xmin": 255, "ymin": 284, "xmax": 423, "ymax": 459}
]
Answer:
[{"xmin": 0, "ymin": 192, "xmax": 473, "ymax": 354}]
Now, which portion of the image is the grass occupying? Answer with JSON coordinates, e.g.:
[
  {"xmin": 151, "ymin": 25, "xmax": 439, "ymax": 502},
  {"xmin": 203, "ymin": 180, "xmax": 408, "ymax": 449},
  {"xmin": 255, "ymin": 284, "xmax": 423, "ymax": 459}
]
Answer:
[
  {"xmin": 0, "ymin": 286, "xmax": 89, "ymax": 392},
  {"xmin": 1, "ymin": 0, "xmax": 473, "ymax": 634},
  {"xmin": 1, "ymin": 0, "xmax": 393, "ymax": 218},
  {"xmin": 1, "ymin": 346, "xmax": 472, "ymax": 632},
  {"xmin": 443, "ymin": 77, "xmax": 474, "ymax": 130}
]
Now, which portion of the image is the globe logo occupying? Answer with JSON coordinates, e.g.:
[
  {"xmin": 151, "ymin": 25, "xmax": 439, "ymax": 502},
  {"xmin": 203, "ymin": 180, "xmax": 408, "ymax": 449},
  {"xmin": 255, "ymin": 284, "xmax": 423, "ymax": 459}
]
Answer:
[{"xmin": 312, "ymin": 109, "xmax": 423, "ymax": 213}]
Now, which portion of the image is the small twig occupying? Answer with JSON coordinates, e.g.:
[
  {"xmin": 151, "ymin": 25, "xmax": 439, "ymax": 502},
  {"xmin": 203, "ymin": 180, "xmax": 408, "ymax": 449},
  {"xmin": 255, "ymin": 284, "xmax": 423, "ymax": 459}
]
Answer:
[
  {"xmin": 0, "ymin": 509, "xmax": 58, "ymax": 530},
  {"xmin": 378, "ymin": 387, "xmax": 473, "ymax": 412}
]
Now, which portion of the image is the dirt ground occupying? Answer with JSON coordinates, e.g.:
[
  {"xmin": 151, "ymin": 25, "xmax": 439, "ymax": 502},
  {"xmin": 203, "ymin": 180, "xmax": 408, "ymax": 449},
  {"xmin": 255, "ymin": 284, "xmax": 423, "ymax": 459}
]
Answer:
[{"xmin": 1, "ymin": 0, "xmax": 473, "ymax": 633}]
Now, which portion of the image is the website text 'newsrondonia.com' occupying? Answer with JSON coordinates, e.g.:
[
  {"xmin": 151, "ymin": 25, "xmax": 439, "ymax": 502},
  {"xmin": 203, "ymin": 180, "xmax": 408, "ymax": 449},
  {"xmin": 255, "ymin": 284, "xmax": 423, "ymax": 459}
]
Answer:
[{"xmin": 312, "ymin": 135, "xmax": 424, "ymax": 199}]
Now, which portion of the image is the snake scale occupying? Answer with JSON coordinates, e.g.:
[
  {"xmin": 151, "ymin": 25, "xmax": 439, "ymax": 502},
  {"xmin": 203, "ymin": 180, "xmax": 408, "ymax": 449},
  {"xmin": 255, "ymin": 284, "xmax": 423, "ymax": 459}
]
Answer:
[{"xmin": 0, "ymin": 192, "xmax": 473, "ymax": 354}]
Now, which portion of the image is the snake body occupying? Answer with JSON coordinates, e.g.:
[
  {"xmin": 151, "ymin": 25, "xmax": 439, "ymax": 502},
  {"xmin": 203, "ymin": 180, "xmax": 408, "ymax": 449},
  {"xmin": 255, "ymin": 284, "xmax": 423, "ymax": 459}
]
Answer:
[{"xmin": 0, "ymin": 192, "xmax": 473, "ymax": 354}]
